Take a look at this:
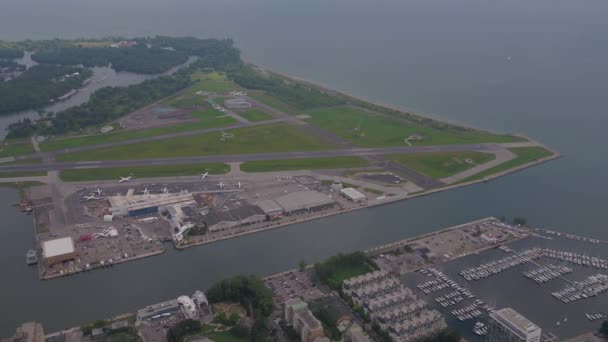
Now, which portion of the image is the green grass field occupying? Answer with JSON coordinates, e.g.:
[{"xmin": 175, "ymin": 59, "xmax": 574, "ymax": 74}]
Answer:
[
  {"xmin": 389, "ymin": 151, "xmax": 496, "ymax": 179},
  {"xmin": 59, "ymin": 163, "xmax": 230, "ymax": 182},
  {"xmin": 0, "ymin": 142, "xmax": 34, "ymax": 158},
  {"xmin": 460, "ymin": 147, "xmax": 554, "ymax": 183},
  {"xmin": 187, "ymin": 71, "xmax": 235, "ymax": 94},
  {"xmin": 249, "ymin": 91, "xmax": 297, "ymax": 114},
  {"xmin": 165, "ymin": 94, "xmax": 205, "ymax": 108},
  {"xmin": 303, "ymin": 106, "xmax": 521, "ymax": 147},
  {"xmin": 40, "ymin": 108, "xmax": 236, "ymax": 152},
  {"xmin": 0, "ymin": 171, "xmax": 47, "ymax": 178},
  {"xmin": 58, "ymin": 124, "xmax": 331, "ymax": 162},
  {"xmin": 240, "ymin": 156, "xmax": 369, "ymax": 173},
  {"xmin": 238, "ymin": 108, "xmax": 273, "ymax": 122}
]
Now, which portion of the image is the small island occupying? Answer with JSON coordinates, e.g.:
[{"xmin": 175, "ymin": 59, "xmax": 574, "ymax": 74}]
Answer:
[{"xmin": 0, "ymin": 37, "xmax": 559, "ymax": 280}]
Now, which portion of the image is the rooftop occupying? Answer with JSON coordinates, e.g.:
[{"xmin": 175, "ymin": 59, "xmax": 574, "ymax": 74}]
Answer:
[
  {"xmin": 340, "ymin": 187, "xmax": 366, "ymax": 200},
  {"xmin": 275, "ymin": 190, "xmax": 334, "ymax": 212},
  {"xmin": 490, "ymin": 308, "xmax": 541, "ymax": 338},
  {"xmin": 203, "ymin": 205, "xmax": 265, "ymax": 226},
  {"xmin": 42, "ymin": 237, "xmax": 75, "ymax": 259}
]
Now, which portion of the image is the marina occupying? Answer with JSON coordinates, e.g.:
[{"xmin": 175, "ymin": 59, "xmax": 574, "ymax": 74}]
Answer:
[
  {"xmin": 459, "ymin": 248, "xmax": 543, "ymax": 281},
  {"xmin": 523, "ymin": 264, "xmax": 572, "ymax": 284},
  {"xmin": 551, "ymin": 274, "xmax": 608, "ymax": 303}
]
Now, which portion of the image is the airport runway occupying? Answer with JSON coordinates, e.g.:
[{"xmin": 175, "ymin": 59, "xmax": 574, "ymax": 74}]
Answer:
[{"xmin": 0, "ymin": 143, "xmax": 505, "ymax": 173}]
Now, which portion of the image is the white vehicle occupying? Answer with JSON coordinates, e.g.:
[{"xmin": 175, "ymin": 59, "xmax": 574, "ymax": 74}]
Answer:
[
  {"xmin": 118, "ymin": 175, "xmax": 132, "ymax": 183},
  {"xmin": 142, "ymin": 187, "xmax": 149, "ymax": 195},
  {"xmin": 162, "ymin": 186, "xmax": 169, "ymax": 194},
  {"xmin": 201, "ymin": 172, "xmax": 209, "ymax": 180},
  {"xmin": 217, "ymin": 181, "xmax": 225, "ymax": 190},
  {"xmin": 84, "ymin": 194, "xmax": 101, "ymax": 201}
]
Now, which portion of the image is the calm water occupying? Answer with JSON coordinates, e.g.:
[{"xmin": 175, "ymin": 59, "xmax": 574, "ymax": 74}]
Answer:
[{"xmin": 1, "ymin": 0, "xmax": 607, "ymax": 336}]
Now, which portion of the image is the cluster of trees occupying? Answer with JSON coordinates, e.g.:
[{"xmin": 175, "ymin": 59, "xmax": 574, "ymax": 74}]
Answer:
[
  {"xmin": 422, "ymin": 329, "xmax": 462, "ymax": 342},
  {"xmin": 312, "ymin": 306, "xmax": 342, "ymax": 340},
  {"xmin": 0, "ymin": 64, "xmax": 91, "ymax": 115},
  {"xmin": 7, "ymin": 68, "xmax": 192, "ymax": 138},
  {"xmin": 314, "ymin": 251, "xmax": 371, "ymax": 289},
  {"xmin": 166, "ymin": 319, "xmax": 202, "ymax": 342},
  {"xmin": 206, "ymin": 274, "xmax": 274, "ymax": 317},
  {"xmin": 32, "ymin": 44, "xmax": 189, "ymax": 74},
  {"xmin": 0, "ymin": 47, "xmax": 23, "ymax": 59},
  {"xmin": 226, "ymin": 65, "xmax": 344, "ymax": 109},
  {"xmin": 147, "ymin": 36, "xmax": 241, "ymax": 70}
]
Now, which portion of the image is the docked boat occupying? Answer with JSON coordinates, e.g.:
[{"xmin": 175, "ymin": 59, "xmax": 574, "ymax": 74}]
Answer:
[{"xmin": 26, "ymin": 249, "xmax": 37, "ymax": 265}]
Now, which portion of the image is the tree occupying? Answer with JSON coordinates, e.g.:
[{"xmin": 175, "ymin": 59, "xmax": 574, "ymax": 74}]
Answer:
[
  {"xmin": 299, "ymin": 260, "xmax": 307, "ymax": 271},
  {"xmin": 599, "ymin": 320, "xmax": 608, "ymax": 336},
  {"xmin": 403, "ymin": 245, "xmax": 414, "ymax": 253}
]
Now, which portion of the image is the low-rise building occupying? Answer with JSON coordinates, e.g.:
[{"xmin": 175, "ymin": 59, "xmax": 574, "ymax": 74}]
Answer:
[
  {"xmin": 344, "ymin": 324, "xmax": 370, "ymax": 342},
  {"xmin": 42, "ymin": 237, "xmax": 76, "ymax": 266},
  {"xmin": 255, "ymin": 199, "xmax": 284, "ymax": 218},
  {"xmin": 2, "ymin": 322, "xmax": 44, "ymax": 342},
  {"xmin": 340, "ymin": 188, "xmax": 366, "ymax": 202},
  {"xmin": 487, "ymin": 308, "xmax": 542, "ymax": 342},
  {"xmin": 275, "ymin": 191, "xmax": 334, "ymax": 215},
  {"xmin": 203, "ymin": 205, "xmax": 267, "ymax": 232},
  {"xmin": 294, "ymin": 309, "xmax": 324, "ymax": 342},
  {"xmin": 136, "ymin": 299, "xmax": 180, "ymax": 322}
]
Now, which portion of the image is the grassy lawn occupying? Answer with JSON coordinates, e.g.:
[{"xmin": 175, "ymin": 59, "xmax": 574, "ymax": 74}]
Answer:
[
  {"xmin": 460, "ymin": 147, "xmax": 554, "ymax": 183},
  {"xmin": 389, "ymin": 151, "xmax": 496, "ymax": 179},
  {"xmin": 59, "ymin": 163, "xmax": 230, "ymax": 182},
  {"xmin": 0, "ymin": 142, "xmax": 34, "ymax": 158},
  {"xmin": 240, "ymin": 156, "xmax": 369, "ymax": 173},
  {"xmin": 58, "ymin": 124, "xmax": 331, "ymax": 162},
  {"xmin": 364, "ymin": 187, "xmax": 384, "ymax": 195},
  {"xmin": 303, "ymin": 106, "xmax": 521, "ymax": 147},
  {"xmin": 2, "ymin": 158, "xmax": 42, "ymax": 165},
  {"xmin": 326, "ymin": 264, "xmax": 373, "ymax": 289},
  {"xmin": 40, "ymin": 108, "xmax": 236, "ymax": 152},
  {"xmin": 165, "ymin": 95, "xmax": 205, "ymax": 108},
  {"xmin": 0, "ymin": 171, "xmax": 47, "ymax": 178},
  {"xmin": 238, "ymin": 108, "xmax": 273, "ymax": 122},
  {"xmin": 249, "ymin": 91, "xmax": 297, "ymax": 114},
  {"xmin": 187, "ymin": 71, "xmax": 235, "ymax": 94}
]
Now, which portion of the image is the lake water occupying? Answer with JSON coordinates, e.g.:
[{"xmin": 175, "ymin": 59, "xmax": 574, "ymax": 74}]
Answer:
[{"xmin": 0, "ymin": 0, "xmax": 607, "ymax": 337}]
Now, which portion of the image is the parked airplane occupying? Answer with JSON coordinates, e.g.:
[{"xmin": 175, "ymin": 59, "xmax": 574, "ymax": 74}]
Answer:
[
  {"xmin": 119, "ymin": 176, "xmax": 132, "ymax": 183},
  {"xmin": 95, "ymin": 188, "xmax": 103, "ymax": 196},
  {"xmin": 236, "ymin": 181, "xmax": 243, "ymax": 189},
  {"xmin": 217, "ymin": 181, "xmax": 225, "ymax": 189},
  {"xmin": 201, "ymin": 172, "xmax": 209, "ymax": 180},
  {"xmin": 142, "ymin": 188, "xmax": 149, "ymax": 195},
  {"xmin": 162, "ymin": 187, "xmax": 169, "ymax": 194},
  {"xmin": 84, "ymin": 194, "xmax": 101, "ymax": 201}
]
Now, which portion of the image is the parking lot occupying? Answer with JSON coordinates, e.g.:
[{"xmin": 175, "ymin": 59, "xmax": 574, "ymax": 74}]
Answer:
[{"xmin": 264, "ymin": 269, "xmax": 327, "ymax": 310}]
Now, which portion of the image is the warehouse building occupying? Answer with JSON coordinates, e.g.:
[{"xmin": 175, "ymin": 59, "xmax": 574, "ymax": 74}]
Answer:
[
  {"xmin": 42, "ymin": 237, "xmax": 76, "ymax": 266},
  {"xmin": 275, "ymin": 191, "xmax": 335, "ymax": 215},
  {"xmin": 255, "ymin": 199, "xmax": 284, "ymax": 218},
  {"xmin": 340, "ymin": 188, "xmax": 366, "ymax": 202},
  {"xmin": 203, "ymin": 205, "xmax": 267, "ymax": 232}
]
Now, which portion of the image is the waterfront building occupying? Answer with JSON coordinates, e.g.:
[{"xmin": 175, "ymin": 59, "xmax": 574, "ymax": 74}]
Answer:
[
  {"xmin": 284, "ymin": 298, "xmax": 325, "ymax": 342},
  {"xmin": 203, "ymin": 205, "xmax": 267, "ymax": 232},
  {"xmin": 177, "ymin": 296, "xmax": 199, "ymax": 319},
  {"xmin": 274, "ymin": 191, "xmax": 335, "ymax": 215},
  {"xmin": 2, "ymin": 322, "xmax": 44, "ymax": 342},
  {"xmin": 42, "ymin": 237, "xmax": 76, "ymax": 266},
  {"xmin": 255, "ymin": 199, "xmax": 284, "ymax": 218},
  {"xmin": 487, "ymin": 308, "xmax": 542, "ymax": 342},
  {"xmin": 340, "ymin": 188, "xmax": 366, "ymax": 202},
  {"xmin": 136, "ymin": 299, "xmax": 180, "ymax": 322}
]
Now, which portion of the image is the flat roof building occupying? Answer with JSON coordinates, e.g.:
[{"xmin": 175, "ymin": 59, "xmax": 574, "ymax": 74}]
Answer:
[
  {"xmin": 340, "ymin": 188, "xmax": 366, "ymax": 202},
  {"xmin": 488, "ymin": 308, "xmax": 542, "ymax": 342},
  {"xmin": 136, "ymin": 299, "xmax": 180, "ymax": 322},
  {"xmin": 2, "ymin": 322, "xmax": 44, "ymax": 342},
  {"xmin": 275, "ymin": 191, "xmax": 334, "ymax": 215},
  {"xmin": 204, "ymin": 205, "xmax": 267, "ymax": 232},
  {"xmin": 255, "ymin": 199, "xmax": 284, "ymax": 218},
  {"xmin": 42, "ymin": 237, "xmax": 76, "ymax": 266}
]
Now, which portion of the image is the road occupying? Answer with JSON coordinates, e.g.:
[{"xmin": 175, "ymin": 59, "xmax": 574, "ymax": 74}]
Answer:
[{"xmin": 0, "ymin": 143, "xmax": 505, "ymax": 173}]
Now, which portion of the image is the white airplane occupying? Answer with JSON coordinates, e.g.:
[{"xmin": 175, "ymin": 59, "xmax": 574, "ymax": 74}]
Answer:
[
  {"xmin": 95, "ymin": 188, "xmax": 103, "ymax": 196},
  {"xmin": 84, "ymin": 194, "xmax": 101, "ymax": 201},
  {"xmin": 162, "ymin": 187, "xmax": 169, "ymax": 194},
  {"xmin": 236, "ymin": 181, "xmax": 243, "ymax": 189},
  {"xmin": 217, "ymin": 181, "xmax": 225, "ymax": 190},
  {"xmin": 119, "ymin": 176, "xmax": 132, "ymax": 183},
  {"xmin": 201, "ymin": 172, "xmax": 209, "ymax": 180},
  {"xmin": 142, "ymin": 188, "xmax": 149, "ymax": 196}
]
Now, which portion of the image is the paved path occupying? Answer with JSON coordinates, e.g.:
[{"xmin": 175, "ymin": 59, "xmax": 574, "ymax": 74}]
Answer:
[
  {"xmin": 0, "ymin": 175, "xmax": 49, "ymax": 183},
  {"xmin": 0, "ymin": 143, "xmax": 507, "ymax": 173}
]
